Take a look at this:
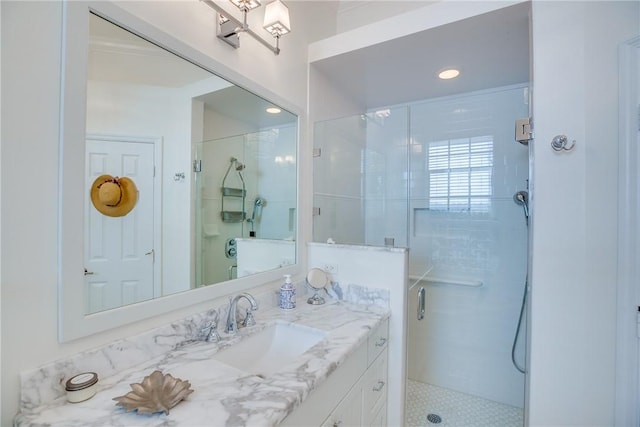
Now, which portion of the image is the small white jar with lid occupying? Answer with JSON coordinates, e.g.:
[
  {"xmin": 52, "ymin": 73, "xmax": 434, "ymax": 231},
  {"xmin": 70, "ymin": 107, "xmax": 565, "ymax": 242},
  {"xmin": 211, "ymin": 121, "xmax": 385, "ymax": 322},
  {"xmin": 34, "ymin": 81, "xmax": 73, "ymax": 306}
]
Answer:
[{"xmin": 65, "ymin": 372, "xmax": 99, "ymax": 403}]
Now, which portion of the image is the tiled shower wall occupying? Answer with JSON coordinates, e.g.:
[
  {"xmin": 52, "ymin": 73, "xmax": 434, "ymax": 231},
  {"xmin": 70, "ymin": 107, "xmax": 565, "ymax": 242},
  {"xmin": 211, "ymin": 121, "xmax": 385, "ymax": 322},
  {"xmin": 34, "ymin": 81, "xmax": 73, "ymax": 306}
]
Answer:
[
  {"xmin": 196, "ymin": 125, "xmax": 297, "ymax": 285},
  {"xmin": 314, "ymin": 84, "xmax": 530, "ymax": 408}
]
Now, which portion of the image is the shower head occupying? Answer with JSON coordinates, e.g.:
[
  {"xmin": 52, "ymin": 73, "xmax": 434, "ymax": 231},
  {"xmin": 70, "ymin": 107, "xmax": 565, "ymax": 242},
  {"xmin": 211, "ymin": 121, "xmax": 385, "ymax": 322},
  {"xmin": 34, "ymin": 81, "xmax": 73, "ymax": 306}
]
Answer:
[{"xmin": 229, "ymin": 157, "xmax": 245, "ymax": 171}]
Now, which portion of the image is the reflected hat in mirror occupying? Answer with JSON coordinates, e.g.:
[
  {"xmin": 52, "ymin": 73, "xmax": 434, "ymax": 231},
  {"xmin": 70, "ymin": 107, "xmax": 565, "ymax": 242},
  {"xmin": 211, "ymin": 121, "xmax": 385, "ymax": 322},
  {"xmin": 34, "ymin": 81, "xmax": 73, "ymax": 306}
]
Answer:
[{"xmin": 90, "ymin": 175, "xmax": 138, "ymax": 217}]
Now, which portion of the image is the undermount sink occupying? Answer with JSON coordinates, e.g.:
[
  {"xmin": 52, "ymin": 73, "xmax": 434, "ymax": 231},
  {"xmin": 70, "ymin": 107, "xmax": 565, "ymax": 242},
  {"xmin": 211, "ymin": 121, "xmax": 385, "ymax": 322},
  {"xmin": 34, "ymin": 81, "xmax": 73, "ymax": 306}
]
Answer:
[{"xmin": 213, "ymin": 322, "xmax": 327, "ymax": 376}]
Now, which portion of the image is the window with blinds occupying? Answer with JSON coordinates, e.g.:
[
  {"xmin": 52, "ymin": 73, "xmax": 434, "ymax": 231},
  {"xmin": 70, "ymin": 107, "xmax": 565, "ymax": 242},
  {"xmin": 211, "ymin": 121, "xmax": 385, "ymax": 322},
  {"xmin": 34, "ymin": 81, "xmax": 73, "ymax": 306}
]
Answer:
[{"xmin": 428, "ymin": 136, "xmax": 493, "ymax": 212}]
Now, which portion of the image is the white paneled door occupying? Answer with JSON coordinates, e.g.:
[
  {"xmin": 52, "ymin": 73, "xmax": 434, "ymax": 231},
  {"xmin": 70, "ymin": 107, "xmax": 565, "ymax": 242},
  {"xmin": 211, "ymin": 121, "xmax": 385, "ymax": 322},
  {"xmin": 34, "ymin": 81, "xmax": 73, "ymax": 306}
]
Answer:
[{"xmin": 85, "ymin": 136, "xmax": 155, "ymax": 313}]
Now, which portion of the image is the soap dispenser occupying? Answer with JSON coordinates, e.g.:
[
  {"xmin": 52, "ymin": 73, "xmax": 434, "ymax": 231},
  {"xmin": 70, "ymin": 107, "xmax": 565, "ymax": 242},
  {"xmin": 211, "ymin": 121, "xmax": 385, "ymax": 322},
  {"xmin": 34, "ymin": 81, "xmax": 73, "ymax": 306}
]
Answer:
[{"xmin": 279, "ymin": 274, "xmax": 296, "ymax": 310}]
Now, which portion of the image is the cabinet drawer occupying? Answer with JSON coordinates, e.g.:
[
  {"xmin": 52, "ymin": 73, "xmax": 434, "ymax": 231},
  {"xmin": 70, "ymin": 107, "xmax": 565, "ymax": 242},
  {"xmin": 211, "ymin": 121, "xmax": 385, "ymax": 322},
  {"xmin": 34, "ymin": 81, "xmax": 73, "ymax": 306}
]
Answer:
[
  {"xmin": 364, "ymin": 349, "xmax": 388, "ymax": 416},
  {"xmin": 368, "ymin": 398, "xmax": 388, "ymax": 427},
  {"xmin": 281, "ymin": 344, "xmax": 367, "ymax": 427},
  {"xmin": 367, "ymin": 318, "xmax": 389, "ymax": 365}
]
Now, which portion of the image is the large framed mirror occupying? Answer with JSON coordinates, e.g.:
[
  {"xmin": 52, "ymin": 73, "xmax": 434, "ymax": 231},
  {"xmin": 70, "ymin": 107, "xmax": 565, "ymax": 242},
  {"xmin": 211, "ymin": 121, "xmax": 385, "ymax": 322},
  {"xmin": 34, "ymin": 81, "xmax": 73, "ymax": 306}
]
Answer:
[{"xmin": 59, "ymin": 2, "xmax": 299, "ymax": 341}]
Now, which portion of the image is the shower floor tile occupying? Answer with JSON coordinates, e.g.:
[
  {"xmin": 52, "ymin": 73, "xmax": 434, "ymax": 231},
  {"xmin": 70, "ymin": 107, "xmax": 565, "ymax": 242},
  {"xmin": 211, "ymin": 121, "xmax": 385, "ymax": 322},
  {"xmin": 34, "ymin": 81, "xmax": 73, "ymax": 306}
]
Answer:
[{"xmin": 406, "ymin": 380, "xmax": 524, "ymax": 427}]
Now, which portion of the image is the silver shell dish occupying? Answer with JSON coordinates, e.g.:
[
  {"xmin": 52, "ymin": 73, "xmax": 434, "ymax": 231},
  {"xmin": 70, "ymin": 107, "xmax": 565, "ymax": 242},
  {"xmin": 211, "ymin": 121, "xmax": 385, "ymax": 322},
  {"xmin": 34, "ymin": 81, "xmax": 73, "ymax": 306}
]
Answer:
[{"xmin": 113, "ymin": 370, "xmax": 194, "ymax": 415}]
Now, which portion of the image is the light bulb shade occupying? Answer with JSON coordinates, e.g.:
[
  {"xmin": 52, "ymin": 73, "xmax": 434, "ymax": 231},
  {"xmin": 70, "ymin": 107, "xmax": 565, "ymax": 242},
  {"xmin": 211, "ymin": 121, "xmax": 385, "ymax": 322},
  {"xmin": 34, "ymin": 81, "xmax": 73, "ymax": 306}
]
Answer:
[
  {"xmin": 230, "ymin": 0, "xmax": 261, "ymax": 12},
  {"xmin": 263, "ymin": 0, "xmax": 290, "ymax": 37}
]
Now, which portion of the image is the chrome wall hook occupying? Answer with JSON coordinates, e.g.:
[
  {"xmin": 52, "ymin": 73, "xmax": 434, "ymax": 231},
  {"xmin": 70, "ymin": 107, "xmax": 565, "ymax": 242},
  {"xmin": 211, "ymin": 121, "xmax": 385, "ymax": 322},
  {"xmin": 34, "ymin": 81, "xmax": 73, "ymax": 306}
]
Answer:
[{"xmin": 551, "ymin": 134, "xmax": 576, "ymax": 152}]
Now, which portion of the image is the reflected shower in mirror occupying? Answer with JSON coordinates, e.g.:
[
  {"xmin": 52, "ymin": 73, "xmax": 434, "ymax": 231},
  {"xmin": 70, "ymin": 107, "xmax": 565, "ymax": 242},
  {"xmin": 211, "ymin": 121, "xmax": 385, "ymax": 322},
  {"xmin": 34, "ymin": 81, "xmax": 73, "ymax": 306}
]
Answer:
[
  {"xmin": 194, "ymin": 129, "xmax": 296, "ymax": 286},
  {"xmin": 84, "ymin": 13, "xmax": 297, "ymax": 315}
]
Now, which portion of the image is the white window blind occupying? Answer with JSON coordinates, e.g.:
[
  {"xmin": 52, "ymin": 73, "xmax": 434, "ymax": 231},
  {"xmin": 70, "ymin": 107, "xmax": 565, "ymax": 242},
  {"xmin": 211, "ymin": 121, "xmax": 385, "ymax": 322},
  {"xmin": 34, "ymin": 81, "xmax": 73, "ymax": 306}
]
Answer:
[{"xmin": 428, "ymin": 136, "xmax": 493, "ymax": 212}]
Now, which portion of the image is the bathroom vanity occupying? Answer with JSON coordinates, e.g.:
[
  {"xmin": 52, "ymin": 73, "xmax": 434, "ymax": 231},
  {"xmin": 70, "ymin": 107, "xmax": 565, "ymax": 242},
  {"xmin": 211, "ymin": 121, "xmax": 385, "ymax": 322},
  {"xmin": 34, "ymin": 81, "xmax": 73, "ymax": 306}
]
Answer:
[
  {"xmin": 281, "ymin": 317, "xmax": 389, "ymax": 427},
  {"xmin": 15, "ymin": 296, "xmax": 389, "ymax": 426}
]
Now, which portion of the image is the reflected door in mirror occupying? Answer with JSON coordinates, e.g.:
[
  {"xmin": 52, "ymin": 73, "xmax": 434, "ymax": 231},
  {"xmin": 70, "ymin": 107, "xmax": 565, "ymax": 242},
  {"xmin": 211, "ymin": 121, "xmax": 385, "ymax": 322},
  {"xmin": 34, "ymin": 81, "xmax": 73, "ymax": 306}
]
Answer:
[{"xmin": 85, "ymin": 137, "xmax": 157, "ymax": 313}]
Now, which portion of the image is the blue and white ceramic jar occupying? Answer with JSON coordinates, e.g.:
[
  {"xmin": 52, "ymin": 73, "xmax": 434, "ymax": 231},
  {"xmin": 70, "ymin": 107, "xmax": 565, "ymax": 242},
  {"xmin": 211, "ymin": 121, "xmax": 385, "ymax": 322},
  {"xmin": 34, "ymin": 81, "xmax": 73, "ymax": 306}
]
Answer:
[{"xmin": 279, "ymin": 274, "xmax": 296, "ymax": 309}]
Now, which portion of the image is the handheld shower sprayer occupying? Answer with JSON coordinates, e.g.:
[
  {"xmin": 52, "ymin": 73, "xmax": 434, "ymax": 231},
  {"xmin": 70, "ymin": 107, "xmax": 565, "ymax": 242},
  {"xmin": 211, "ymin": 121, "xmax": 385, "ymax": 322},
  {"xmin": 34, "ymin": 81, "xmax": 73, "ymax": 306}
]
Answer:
[
  {"xmin": 247, "ymin": 197, "xmax": 266, "ymax": 232},
  {"xmin": 513, "ymin": 190, "xmax": 529, "ymax": 225}
]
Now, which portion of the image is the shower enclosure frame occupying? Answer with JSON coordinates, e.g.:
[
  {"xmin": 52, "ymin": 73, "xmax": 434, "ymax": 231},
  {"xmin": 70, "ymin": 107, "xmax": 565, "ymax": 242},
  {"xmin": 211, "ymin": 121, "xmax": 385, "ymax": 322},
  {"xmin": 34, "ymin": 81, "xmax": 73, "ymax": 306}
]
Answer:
[{"xmin": 614, "ymin": 35, "xmax": 640, "ymax": 426}]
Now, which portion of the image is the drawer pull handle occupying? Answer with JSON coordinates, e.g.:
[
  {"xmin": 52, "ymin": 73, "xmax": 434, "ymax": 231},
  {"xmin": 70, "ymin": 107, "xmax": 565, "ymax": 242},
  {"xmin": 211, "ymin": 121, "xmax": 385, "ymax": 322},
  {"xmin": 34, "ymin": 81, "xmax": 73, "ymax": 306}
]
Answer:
[
  {"xmin": 373, "ymin": 380, "xmax": 385, "ymax": 392},
  {"xmin": 375, "ymin": 337, "xmax": 387, "ymax": 347}
]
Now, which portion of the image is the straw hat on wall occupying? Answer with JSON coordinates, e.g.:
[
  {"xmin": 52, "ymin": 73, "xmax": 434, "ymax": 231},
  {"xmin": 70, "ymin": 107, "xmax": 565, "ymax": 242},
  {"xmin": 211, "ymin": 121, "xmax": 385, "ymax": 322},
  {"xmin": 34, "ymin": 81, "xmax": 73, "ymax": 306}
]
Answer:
[{"xmin": 90, "ymin": 175, "xmax": 138, "ymax": 217}]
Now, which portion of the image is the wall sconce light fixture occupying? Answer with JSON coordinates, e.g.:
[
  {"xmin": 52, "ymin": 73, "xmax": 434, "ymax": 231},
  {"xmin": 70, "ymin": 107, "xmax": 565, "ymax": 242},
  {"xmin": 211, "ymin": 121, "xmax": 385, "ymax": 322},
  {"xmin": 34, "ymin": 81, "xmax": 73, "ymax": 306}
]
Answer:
[{"xmin": 202, "ymin": 0, "xmax": 291, "ymax": 55}]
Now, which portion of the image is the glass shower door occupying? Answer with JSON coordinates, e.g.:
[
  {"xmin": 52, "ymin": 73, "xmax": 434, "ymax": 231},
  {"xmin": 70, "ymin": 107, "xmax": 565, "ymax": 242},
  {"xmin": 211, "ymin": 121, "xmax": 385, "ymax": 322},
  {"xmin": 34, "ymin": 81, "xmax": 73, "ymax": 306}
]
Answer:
[{"xmin": 405, "ymin": 86, "xmax": 529, "ymax": 427}]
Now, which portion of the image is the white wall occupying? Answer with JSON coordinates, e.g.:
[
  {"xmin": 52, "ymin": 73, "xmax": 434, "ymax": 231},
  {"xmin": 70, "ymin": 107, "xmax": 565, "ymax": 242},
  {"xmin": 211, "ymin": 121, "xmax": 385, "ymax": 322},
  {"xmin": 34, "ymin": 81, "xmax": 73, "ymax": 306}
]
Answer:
[
  {"xmin": 237, "ymin": 238, "xmax": 295, "ymax": 277},
  {"xmin": 0, "ymin": 2, "xmax": 3, "ymax": 419},
  {"xmin": 529, "ymin": 1, "xmax": 638, "ymax": 425},
  {"xmin": 0, "ymin": 1, "xmax": 309, "ymax": 424},
  {"xmin": 203, "ymin": 106, "xmax": 259, "ymax": 141},
  {"xmin": 2, "ymin": 2, "xmax": 64, "ymax": 424}
]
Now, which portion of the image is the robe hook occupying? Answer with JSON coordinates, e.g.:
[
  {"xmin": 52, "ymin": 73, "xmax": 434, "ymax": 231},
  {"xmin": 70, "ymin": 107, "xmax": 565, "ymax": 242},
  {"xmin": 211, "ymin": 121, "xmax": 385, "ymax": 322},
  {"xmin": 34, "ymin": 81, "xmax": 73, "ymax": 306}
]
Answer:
[{"xmin": 551, "ymin": 134, "xmax": 576, "ymax": 152}]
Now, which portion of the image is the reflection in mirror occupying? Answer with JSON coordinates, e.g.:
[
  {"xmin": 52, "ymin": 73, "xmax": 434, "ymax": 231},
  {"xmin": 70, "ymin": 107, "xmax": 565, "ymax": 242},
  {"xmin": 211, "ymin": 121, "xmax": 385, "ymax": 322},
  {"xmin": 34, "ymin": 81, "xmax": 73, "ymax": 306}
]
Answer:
[
  {"xmin": 84, "ymin": 13, "xmax": 297, "ymax": 315},
  {"xmin": 194, "ymin": 127, "xmax": 297, "ymax": 286}
]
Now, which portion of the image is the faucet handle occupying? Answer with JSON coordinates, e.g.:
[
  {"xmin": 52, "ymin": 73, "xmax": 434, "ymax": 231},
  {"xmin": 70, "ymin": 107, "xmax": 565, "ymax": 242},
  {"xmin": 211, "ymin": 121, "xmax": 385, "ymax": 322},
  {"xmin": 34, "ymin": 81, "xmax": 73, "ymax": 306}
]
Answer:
[
  {"xmin": 241, "ymin": 309, "xmax": 256, "ymax": 328},
  {"xmin": 201, "ymin": 316, "xmax": 221, "ymax": 343}
]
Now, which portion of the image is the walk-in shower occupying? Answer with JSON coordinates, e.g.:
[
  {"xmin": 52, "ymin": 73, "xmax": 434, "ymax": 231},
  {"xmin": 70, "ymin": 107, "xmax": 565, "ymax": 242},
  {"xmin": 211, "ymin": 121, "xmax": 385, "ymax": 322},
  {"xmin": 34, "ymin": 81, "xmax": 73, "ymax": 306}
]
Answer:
[{"xmin": 313, "ymin": 84, "xmax": 530, "ymax": 426}]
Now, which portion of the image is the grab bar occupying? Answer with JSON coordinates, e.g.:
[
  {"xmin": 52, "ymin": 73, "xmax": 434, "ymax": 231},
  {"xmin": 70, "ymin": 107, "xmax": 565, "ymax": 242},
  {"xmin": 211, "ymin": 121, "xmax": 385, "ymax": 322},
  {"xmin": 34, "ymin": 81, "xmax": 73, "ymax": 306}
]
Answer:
[
  {"xmin": 409, "ymin": 274, "xmax": 483, "ymax": 288},
  {"xmin": 417, "ymin": 286, "xmax": 425, "ymax": 321}
]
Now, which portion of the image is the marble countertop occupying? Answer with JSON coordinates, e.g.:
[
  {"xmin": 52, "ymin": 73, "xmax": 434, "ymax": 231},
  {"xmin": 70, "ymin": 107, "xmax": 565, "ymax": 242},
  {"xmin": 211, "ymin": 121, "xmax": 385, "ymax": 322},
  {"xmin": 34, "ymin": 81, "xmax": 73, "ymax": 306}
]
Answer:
[{"xmin": 15, "ymin": 300, "xmax": 389, "ymax": 427}]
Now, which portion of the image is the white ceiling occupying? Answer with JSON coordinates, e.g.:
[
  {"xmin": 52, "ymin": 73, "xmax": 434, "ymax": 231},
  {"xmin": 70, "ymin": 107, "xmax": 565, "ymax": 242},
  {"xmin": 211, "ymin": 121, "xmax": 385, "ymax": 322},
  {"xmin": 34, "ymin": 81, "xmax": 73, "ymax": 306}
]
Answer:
[
  {"xmin": 89, "ymin": 13, "xmax": 295, "ymax": 129},
  {"xmin": 195, "ymin": 86, "xmax": 297, "ymax": 129},
  {"xmin": 310, "ymin": 2, "xmax": 531, "ymax": 110}
]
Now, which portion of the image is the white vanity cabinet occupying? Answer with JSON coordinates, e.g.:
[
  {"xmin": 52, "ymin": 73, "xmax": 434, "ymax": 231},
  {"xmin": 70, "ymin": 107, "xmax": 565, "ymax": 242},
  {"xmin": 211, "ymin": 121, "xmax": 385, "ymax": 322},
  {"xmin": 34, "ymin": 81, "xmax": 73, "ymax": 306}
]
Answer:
[
  {"xmin": 364, "ymin": 343, "xmax": 388, "ymax": 426},
  {"xmin": 282, "ymin": 318, "xmax": 389, "ymax": 427}
]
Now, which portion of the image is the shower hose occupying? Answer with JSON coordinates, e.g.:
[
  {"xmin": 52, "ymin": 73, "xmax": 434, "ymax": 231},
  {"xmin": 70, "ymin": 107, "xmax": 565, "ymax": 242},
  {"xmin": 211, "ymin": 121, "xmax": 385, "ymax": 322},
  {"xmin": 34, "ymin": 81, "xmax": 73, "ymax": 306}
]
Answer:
[{"xmin": 511, "ymin": 274, "xmax": 528, "ymax": 374}]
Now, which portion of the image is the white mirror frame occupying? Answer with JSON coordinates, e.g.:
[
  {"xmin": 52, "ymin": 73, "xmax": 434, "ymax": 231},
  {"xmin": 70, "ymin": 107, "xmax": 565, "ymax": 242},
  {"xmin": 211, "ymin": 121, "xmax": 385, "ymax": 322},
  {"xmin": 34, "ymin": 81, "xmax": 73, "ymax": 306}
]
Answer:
[{"xmin": 58, "ymin": 1, "xmax": 302, "ymax": 342}]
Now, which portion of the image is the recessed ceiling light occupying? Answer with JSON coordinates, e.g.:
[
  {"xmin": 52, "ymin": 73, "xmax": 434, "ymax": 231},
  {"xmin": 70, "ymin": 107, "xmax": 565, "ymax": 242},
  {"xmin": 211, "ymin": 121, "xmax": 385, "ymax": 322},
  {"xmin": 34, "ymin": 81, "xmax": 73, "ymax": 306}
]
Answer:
[
  {"xmin": 438, "ymin": 68, "xmax": 460, "ymax": 80},
  {"xmin": 266, "ymin": 107, "xmax": 281, "ymax": 114}
]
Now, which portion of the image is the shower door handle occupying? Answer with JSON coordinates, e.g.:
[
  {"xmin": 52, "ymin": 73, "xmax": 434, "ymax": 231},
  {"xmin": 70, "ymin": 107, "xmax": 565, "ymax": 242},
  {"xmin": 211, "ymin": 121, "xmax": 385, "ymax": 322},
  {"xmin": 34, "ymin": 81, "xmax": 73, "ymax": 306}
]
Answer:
[{"xmin": 417, "ymin": 286, "xmax": 425, "ymax": 321}]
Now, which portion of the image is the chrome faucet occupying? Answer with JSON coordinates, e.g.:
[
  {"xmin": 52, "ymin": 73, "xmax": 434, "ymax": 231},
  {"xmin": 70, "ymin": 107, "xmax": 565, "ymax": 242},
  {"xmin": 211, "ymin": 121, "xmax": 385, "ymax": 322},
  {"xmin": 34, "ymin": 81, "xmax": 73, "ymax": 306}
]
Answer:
[{"xmin": 225, "ymin": 293, "xmax": 258, "ymax": 334}]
